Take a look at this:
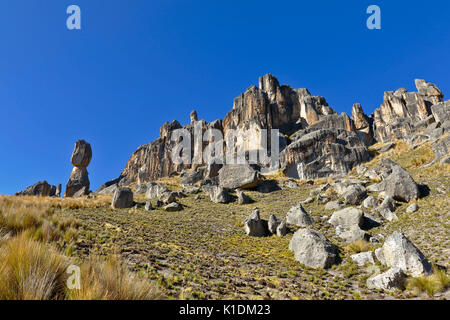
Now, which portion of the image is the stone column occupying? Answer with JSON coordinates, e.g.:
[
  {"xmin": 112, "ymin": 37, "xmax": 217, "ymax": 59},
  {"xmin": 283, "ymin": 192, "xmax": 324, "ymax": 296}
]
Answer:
[{"xmin": 65, "ymin": 140, "xmax": 92, "ymax": 197}]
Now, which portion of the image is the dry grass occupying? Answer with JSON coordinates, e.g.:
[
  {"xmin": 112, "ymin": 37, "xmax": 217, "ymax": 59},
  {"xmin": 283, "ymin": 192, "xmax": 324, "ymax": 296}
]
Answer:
[
  {"xmin": 406, "ymin": 267, "xmax": 450, "ymax": 297},
  {"xmin": 344, "ymin": 240, "xmax": 374, "ymax": 254},
  {"xmin": 0, "ymin": 196, "xmax": 163, "ymax": 300}
]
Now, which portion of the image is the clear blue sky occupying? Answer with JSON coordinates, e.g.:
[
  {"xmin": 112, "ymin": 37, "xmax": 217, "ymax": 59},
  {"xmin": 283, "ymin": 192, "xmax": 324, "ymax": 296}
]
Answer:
[{"xmin": 0, "ymin": 0, "xmax": 449, "ymax": 195}]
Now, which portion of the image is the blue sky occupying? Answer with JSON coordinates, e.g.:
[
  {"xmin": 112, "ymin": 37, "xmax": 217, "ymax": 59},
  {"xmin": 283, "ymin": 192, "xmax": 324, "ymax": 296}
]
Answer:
[{"xmin": 0, "ymin": 0, "xmax": 449, "ymax": 195}]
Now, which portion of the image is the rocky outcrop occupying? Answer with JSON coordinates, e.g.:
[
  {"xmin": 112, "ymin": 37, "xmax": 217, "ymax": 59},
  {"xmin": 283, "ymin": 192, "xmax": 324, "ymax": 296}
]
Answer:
[
  {"xmin": 289, "ymin": 228, "xmax": 337, "ymax": 269},
  {"xmin": 15, "ymin": 181, "xmax": 57, "ymax": 197},
  {"xmin": 65, "ymin": 140, "xmax": 92, "ymax": 197},
  {"xmin": 101, "ymin": 75, "xmax": 447, "ymax": 188},
  {"xmin": 372, "ymin": 79, "xmax": 444, "ymax": 143},
  {"xmin": 280, "ymin": 128, "xmax": 370, "ymax": 179}
]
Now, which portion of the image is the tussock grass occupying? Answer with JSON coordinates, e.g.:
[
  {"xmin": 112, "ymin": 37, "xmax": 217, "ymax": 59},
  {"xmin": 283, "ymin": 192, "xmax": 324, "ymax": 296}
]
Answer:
[
  {"xmin": 406, "ymin": 267, "xmax": 450, "ymax": 297},
  {"xmin": 344, "ymin": 240, "xmax": 373, "ymax": 254}
]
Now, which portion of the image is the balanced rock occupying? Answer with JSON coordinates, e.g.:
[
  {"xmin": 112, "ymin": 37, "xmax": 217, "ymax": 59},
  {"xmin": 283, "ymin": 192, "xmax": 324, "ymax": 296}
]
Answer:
[
  {"xmin": 65, "ymin": 166, "xmax": 90, "ymax": 197},
  {"xmin": 289, "ymin": 228, "xmax": 337, "ymax": 269},
  {"xmin": 71, "ymin": 140, "xmax": 92, "ymax": 167}
]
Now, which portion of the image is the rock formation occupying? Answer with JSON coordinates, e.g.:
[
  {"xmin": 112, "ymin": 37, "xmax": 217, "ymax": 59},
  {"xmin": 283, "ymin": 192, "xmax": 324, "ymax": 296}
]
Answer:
[
  {"xmin": 15, "ymin": 181, "xmax": 57, "ymax": 197},
  {"xmin": 99, "ymin": 75, "xmax": 449, "ymax": 189},
  {"xmin": 65, "ymin": 140, "xmax": 92, "ymax": 197}
]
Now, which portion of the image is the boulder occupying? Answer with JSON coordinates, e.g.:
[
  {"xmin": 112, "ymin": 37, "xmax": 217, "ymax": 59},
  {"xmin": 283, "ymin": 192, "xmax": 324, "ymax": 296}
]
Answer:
[
  {"xmin": 244, "ymin": 209, "xmax": 268, "ymax": 237},
  {"xmin": 328, "ymin": 207, "xmax": 364, "ymax": 228},
  {"xmin": 97, "ymin": 183, "xmax": 118, "ymax": 195},
  {"xmin": 336, "ymin": 225, "xmax": 367, "ymax": 243},
  {"xmin": 351, "ymin": 251, "xmax": 375, "ymax": 266},
  {"xmin": 145, "ymin": 183, "xmax": 169, "ymax": 200},
  {"xmin": 375, "ymin": 231, "xmax": 432, "ymax": 276},
  {"xmin": 73, "ymin": 187, "xmax": 89, "ymax": 198},
  {"xmin": 268, "ymin": 214, "xmax": 282, "ymax": 235},
  {"xmin": 111, "ymin": 188, "xmax": 134, "ymax": 209},
  {"xmin": 218, "ymin": 165, "xmax": 259, "ymax": 190},
  {"xmin": 342, "ymin": 184, "xmax": 367, "ymax": 205},
  {"xmin": 406, "ymin": 203, "xmax": 418, "ymax": 213},
  {"xmin": 324, "ymin": 200, "xmax": 344, "ymax": 211},
  {"xmin": 286, "ymin": 204, "xmax": 314, "ymax": 226},
  {"xmin": 144, "ymin": 201, "xmax": 152, "ymax": 211},
  {"xmin": 363, "ymin": 196, "xmax": 378, "ymax": 208},
  {"xmin": 164, "ymin": 202, "xmax": 183, "ymax": 212},
  {"xmin": 70, "ymin": 140, "xmax": 92, "ymax": 167},
  {"xmin": 276, "ymin": 221, "xmax": 287, "ymax": 237},
  {"xmin": 366, "ymin": 267, "xmax": 407, "ymax": 291},
  {"xmin": 65, "ymin": 167, "xmax": 90, "ymax": 197},
  {"xmin": 289, "ymin": 228, "xmax": 337, "ymax": 269},
  {"xmin": 377, "ymin": 196, "xmax": 398, "ymax": 221},
  {"xmin": 236, "ymin": 189, "xmax": 251, "ymax": 205},
  {"xmin": 206, "ymin": 186, "xmax": 230, "ymax": 204},
  {"xmin": 375, "ymin": 160, "xmax": 419, "ymax": 202}
]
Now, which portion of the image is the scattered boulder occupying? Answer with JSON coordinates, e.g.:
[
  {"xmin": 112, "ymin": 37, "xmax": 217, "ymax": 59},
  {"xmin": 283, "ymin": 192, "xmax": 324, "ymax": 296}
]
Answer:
[
  {"xmin": 375, "ymin": 231, "xmax": 432, "ymax": 276},
  {"xmin": 286, "ymin": 204, "xmax": 314, "ymax": 226},
  {"xmin": 341, "ymin": 184, "xmax": 367, "ymax": 205},
  {"xmin": 363, "ymin": 196, "xmax": 378, "ymax": 208},
  {"xmin": 366, "ymin": 267, "xmax": 407, "ymax": 291},
  {"xmin": 181, "ymin": 171, "xmax": 203, "ymax": 186},
  {"xmin": 406, "ymin": 203, "xmax": 419, "ymax": 213},
  {"xmin": 325, "ymin": 200, "xmax": 344, "ymax": 211},
  {"xmin": 351, "ymin": 251, "xmax": 375, "ymax": 266},
  {"xmin": 377, "ymin": 196, "xmax": 398, "ymax": 221},
  {"xmin": 97, "ymin": 183, "xmax": 118, "ymax": 195},
  {"xmin": 257, "ymin": 180, "xmax": 281, "ymax": 193},
  {"xmin": 375, "ymin": 160, "xmax": 419, "ymax": 202},
  {"xmin": 244, "ymin": 209, "xmax": 268, "ymax": 237},
  {"xmin": 73, "ymin": 186, "xmax": 89, "ymax": 198},
  {"xmin": 111, "ymin": 188, "xmax": 134, "ymax": 209},
  {"xmin": 218, "ymin": 165, "xmax": 259, "ymax": 190},
  {"xmin": 145, "ymin": 183, "xmax": 169, "ymax": 199},
  {"xmin": 276, "ymin": 221, "xmax": 287, "ymax": 237},
  {"xmin": 236, "ymin": 189, "xmax": 251, "ymax": 204},
  {"xmin": 206, "ymin": 186, "xmax": 230, "ymax": 204},
  {"xmin": 289, "ymin": 228, "xmax": 337, "ymax": 269},
  {"xmin": 145, "ymin": 201, "xmax": 152, "ymax": 211},
  {"xmin": 328, "ymin": 207, "xmax": 364, "ymax": 228},
  {"xmin": 336, "ymin": 225, "xmax": 367, "ymax": 243},
  {"xmin": 268, "ymin": 214, "xmax": 282, "ymax": 235},
  {"xmin": 164, "ymin": 202, "xmax": 183, "ymax": 212}
]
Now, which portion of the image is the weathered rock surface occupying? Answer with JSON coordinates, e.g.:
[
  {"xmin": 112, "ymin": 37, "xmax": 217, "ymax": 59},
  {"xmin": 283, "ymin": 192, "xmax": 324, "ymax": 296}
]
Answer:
[
  {"xmin": 374, "ymin": 160, "xmax": 419, "ymax": 202},
  {"xmin": 111, "ymin": 187, "xmax": 134, "ymax": 209},
  {"xmin": 328, "ymin": 207, "xmax": 364, "ymax": 228},
  {"xmin": 244, "ymin": 209, "xmax": 268, "ymax": 237},
  {"xmin": 375, "ymin": 232, "xmax": 432, "ymax": 276},
  {"xmin": 286, "ymin": 204, "xmax": 314, "ymax": 226},
  {"xmin": 65, "ymin": 140, "xmax": 92, "ymax": 197},
  {"xmin": 145, "ymin": 183, "xmax": 170, "ymax": 200},
  {"xmin": 218, "ymin": 165, "xmax": 259, "ymax": 190},
  {"xmin": 325, "ymin": 200, "xmax": 344, "ymax": 211},
  {"xmin": 164, "ymin": 202, "xmax": 183, "ymax": 212},
  {"xmin": 336, "ymin": 225, "xmax": 367, "ymax": 243},
  {"xmin": 206, "ymin": 186, "xmax": 230, "ymax": 204},
  {"xmin": 363, "ymin": 196, "xmax": 378, "ymax": 208},
  {"xmin": 406, "ymin": 203, "xmax": 419, "ymax": 213},
  {"xmin": 351, "ymin": 251, "xmax": 375, "ymax": 266},
  {"xmin": 236, "ymin": 189, "xmax": 251, "ymax": 205},
  {"xmin": 289, "ymin": 228, "xmax": 337, "ymax": 269},
  {"xmin": 15, "ymin": 181, "xmax": 56, "ymax": 197},
  {"xmin": 366, "ymin": 267, "xmax": 407, "ymax": 291}
]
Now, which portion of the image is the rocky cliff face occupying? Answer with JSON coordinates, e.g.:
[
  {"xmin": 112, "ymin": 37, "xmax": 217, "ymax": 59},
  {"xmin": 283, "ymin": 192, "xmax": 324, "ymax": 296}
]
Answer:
[{"xmin": 99, "ymin": 75, "xmax": 449, "ymax": 190}]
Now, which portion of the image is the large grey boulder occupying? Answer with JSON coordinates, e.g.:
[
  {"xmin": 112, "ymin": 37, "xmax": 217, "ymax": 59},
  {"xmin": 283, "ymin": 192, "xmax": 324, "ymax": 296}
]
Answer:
[
  {"xmin": 286, "ymin": 204, "xmax": 314, "ymax": 226},
  {"xmin": 325, "ymin": 200, "xmax": 344, "ymax": 211},
  {"xmin": 268, "ymin": 214, "xmax": 282, "ymax": 235},
  {"xmin": 363, "ymin": 196, "xmax": 378, "ymax": 208},
  {"xmin": 218, "ymin": 165, "xmax": 259, "ymax": 190},
  {"xmin": 375, "ymin": 232, "xmax": 432, "ymax": 277},
  {"xmin": 164, "ymin": 202, "xmax": 183, "ymax": 212},
  {"xmin": 377, "ymin": 196, "xmax": 398, "ymax": 221},
  {"xmin": 351, "ymin": 251, "xmax": 375, "ymax": 266},
  {"xmin": 70, "ymin": 139, "xmax": 92, "ymax": 167},
  {"xmin": 289, "ymin": 228, "xmax": 337, "ymax": 269},
  {"xmin": 366, "ymin": 267, "xmax": 407, "ymax": 291},
  {"xmin": 342, "ymin": 184, "xmax": 367, "ymax": 205},
  {"xmin": 375, "ymin": 160, "xmax": 419, "ymax": 202},
  {"xmin": 328, "ymin": 207, "xmax": 364, "ymax": 228},
  {"xmin": 145, "ymin": 183, "xmax": 169, "ymax": 199},
  {"xmin": 206, "ymin": 186, "xmax": 230, "ymax": 204},
  {"xmin": 111, "ymin": 188, "xmax": 134, "ymax": 209},
  {"xmin": 244, "ymin": 209, "xmax": 268, "ymax": 237},
  {"xmin": 336, "ymin": 225, "xmax": 367, "ymax": 243}
]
